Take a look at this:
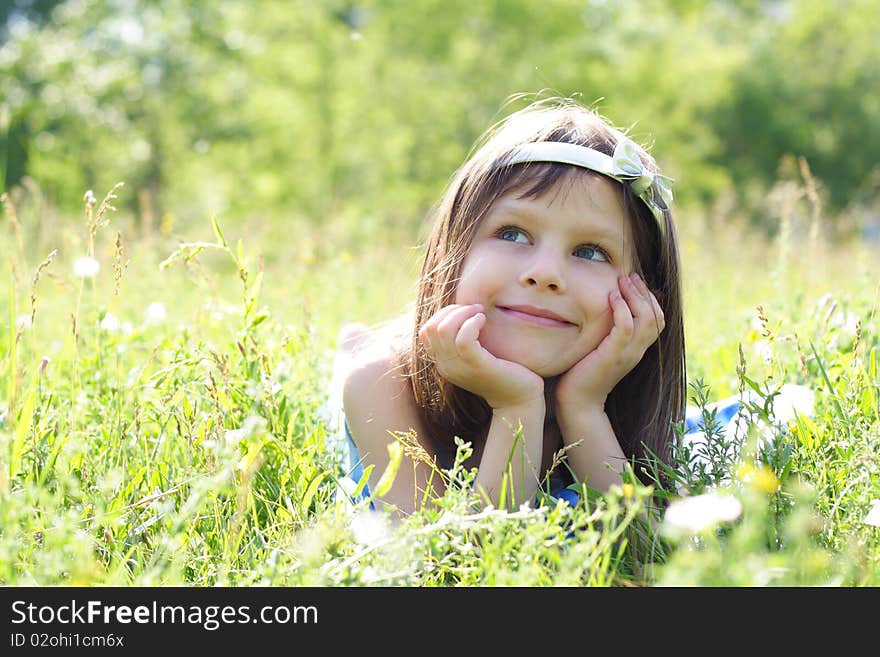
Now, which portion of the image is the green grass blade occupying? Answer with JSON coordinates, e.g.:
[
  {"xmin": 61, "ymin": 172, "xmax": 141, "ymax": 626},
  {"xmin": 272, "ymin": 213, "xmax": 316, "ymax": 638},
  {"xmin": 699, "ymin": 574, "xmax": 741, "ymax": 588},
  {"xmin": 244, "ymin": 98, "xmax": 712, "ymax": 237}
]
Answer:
[{"xmin": 809, "ymin": 339, "xmax": 845, "ymax": 419}]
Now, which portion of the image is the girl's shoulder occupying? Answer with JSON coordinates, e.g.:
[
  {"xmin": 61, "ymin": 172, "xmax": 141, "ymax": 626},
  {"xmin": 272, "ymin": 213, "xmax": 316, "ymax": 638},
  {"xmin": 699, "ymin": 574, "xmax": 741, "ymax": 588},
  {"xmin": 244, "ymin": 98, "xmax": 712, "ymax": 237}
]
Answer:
[
  {"xmin": 341, "ymin": 331, "xmax": 424, "ymax": 449},
  {"xmin": 343, "ymin": 348, "xmax": 408, "ymax": 409}
]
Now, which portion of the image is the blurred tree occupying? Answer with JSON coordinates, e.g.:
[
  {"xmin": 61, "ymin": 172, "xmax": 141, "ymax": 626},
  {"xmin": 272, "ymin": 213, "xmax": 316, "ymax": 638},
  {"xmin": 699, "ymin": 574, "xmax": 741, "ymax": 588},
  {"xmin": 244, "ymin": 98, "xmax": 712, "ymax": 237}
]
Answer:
[
  {"xmin": 1, "ymin": 0, "xmax": 877, "ymax": 237},
  {"xmin": 1, "ymin": 0, "xmax": 65, "ymax": 34},
  {"xmin": 0, "ymin": 0, "xmax": 244, "ymax": 227},
  {"xmin": 709, "ymin": 0, "xmax": 880, "ymax": 217}
]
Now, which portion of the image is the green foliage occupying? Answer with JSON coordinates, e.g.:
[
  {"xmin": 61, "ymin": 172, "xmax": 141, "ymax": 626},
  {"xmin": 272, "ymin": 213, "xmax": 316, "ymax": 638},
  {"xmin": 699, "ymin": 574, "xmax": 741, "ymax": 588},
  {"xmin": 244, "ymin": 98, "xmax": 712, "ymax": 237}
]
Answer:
[
  {"xmin": 1, "ymin": 0, "xmax": 879, "ymax": 588},
  {"xmin": 2, "ymin": 0, "xmax": 879, "ymax": 234},
  {"xmin": 711, "ymin": 0, "xmax": 880, "ymax": 217},
  {"xmin": 1, "ymin": 174, "xmax": 878, "ymax": 586}
]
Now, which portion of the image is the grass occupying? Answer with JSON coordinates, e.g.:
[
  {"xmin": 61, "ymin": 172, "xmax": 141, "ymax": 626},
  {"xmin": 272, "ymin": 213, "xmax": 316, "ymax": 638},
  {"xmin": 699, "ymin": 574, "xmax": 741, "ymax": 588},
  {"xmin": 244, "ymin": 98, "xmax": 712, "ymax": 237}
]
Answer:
[{"xmin": 1, "ymin": 180, "xmax": 878, "ymax": 586}]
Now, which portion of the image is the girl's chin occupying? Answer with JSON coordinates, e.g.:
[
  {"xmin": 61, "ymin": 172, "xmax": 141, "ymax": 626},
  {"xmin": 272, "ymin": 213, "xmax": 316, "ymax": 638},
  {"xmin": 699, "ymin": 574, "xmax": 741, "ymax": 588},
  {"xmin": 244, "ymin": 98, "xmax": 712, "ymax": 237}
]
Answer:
[
  {"xmin": 480, "ymin": 326, "xmax": 591, "ymax": 376},
  {"xmin": 485, "ymin": 348, "xmax": 577, "ymax": 378}
]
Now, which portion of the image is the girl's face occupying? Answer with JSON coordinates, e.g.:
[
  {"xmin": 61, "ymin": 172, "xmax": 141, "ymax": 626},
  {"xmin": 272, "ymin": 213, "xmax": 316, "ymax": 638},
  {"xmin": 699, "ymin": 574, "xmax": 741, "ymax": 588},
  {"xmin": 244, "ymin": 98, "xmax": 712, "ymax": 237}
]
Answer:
[{"xmin": 454, "ymin": 174, "xmax": 635, "ymax": 378}]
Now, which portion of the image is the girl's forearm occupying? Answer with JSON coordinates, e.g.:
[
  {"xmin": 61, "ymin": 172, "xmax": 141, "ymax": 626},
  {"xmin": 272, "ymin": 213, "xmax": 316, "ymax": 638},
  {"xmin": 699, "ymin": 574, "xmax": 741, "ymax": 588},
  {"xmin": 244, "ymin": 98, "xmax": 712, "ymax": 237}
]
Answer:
[
  {"xmin": 473, "ymin": 400, "xmax": 545, "ymax": 509},
  {"xmin": 557, "ymin": 405, "xmax": 627, "ymax": 493}
]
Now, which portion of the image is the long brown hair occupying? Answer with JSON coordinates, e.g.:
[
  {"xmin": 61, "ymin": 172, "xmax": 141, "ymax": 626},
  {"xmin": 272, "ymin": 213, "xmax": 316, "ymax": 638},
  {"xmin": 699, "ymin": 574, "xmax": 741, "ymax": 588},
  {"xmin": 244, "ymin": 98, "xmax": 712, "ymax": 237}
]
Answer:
[{"xmin": 402, "ymin": 97, "xmax": 686, "ymax": 484}]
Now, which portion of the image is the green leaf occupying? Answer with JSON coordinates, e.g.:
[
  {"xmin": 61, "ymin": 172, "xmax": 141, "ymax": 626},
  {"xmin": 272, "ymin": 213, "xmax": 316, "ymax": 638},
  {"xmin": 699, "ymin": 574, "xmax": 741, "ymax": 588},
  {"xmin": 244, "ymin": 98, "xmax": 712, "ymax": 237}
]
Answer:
[
  {"xmin": 6, "ymin": 278, "xmax": 17, "ymax": 411},
  {"xmin": 211, "ymin": 215, "xmax": 228, "ymax": 248},
  {"xmin": 248, "ymin": 311, "xmax": 269, "ymax": 329},
  {"xmin": 236, "ymin": 239, "xmax": 245, "ymax": 268},
  {"xmin": 10, "ymin": 383, "xmax": 35, "ymax": 481},
  {"xmin": 809, "ymin": 340, "xmax": 845, "ymax": 419},
  {"xmin": 300, "ymin": 471, "xmax": 328, "ymax": 513},
  {"xmin": 351, "ymin": 464, "xmax": 374, "ymax": 499},
  {"xmin": 374, "ymin": 440, "xmax": 403, "ymax": 498},
  {"xmin": 158, "ymin": 242, "xmax": 220, "ymax": 269}
]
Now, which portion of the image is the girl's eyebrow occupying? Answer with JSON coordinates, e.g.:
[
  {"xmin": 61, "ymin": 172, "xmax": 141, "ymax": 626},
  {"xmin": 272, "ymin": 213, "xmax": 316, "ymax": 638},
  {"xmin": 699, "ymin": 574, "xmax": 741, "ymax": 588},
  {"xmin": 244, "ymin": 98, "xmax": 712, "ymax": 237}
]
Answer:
[{"xmin": 494, "ymin": 201, "xmax": 626, "ymax": 244}]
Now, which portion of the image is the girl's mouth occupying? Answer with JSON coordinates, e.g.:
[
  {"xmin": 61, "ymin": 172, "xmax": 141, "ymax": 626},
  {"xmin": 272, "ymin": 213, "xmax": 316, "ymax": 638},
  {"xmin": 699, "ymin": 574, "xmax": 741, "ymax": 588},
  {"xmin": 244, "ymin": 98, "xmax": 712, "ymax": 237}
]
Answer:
[{"xmin": 496, "ymin": 305, "xmax": 577, "ymax": 329}]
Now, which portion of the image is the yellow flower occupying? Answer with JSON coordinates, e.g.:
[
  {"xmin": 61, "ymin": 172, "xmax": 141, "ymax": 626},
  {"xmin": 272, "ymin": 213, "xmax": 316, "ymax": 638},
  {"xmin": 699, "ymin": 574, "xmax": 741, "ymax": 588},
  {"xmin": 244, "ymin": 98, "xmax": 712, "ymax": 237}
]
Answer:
[
  {"xmin": 738, "ymin": 464, "xmax": 779, "ymax": 494},
  {"xmin": 622, "ymin": 483, "xmax": 635, "ymax": 499}
]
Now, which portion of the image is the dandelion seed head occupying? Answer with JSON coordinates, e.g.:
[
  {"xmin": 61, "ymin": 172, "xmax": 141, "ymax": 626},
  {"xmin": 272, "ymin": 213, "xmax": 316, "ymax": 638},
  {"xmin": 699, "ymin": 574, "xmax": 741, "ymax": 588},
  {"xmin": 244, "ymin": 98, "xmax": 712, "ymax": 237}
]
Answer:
[
  {"xmin": 144, "ymin": 301, "xmax": 167, "ymax": 324},
  {"xmin": 73, "ymin": 256, "xmax": 100, "ymax": 278},
  {"xmin": 224, "ymin": 428, "xmax": 247, "ymax": 445},
  {"xmin": 663, "ymin": 492, "xmax": 742, "ymax": 535},
  {"xmin": 100, "ymin": 312, "xmax": 120, "ymax": 332},
  {"xmin": 349, "ymin": 510, "xmax": 390, "ymax": 548}
]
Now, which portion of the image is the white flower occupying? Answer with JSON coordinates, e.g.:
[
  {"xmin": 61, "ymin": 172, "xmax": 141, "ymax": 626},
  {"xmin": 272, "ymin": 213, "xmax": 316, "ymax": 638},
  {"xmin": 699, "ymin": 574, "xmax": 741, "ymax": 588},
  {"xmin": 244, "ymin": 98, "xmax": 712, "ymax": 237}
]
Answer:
[
  {"xmin": 349, "ymin": 509, "xmax": 390, "ymax": 548},
  {"xmin": 224, "ymin": 428, "xmax": 247, "ymax": 445},
  {"xmin": 15, "ymin": 314, "xmax": 31, "ymax": 331},
  {"xmin": 223, "ymin": 415, "xmax": 263, "ymax": 447},
  {"xmin": 73, "ymin": 256, "xmax": 100, "ymax": 278},
  {"xmin": 771, "ymin": 384, "xmax": 815, "ymax": 425},
  {"xmin": 755, "ymin": 339, "xmax": 774, "ymax": 367},
  {"xmin": 144, "ymin": 302, "xmax": 167, "ymax": 325},
  {"xmin": 864, "ymin": 500, "xmax": 880, "ymax": 527},
  {"xmin": 100, "ymin": 312, "xmax": 120, "ymax": 332},
  {"xmin": 663, "ymin": 492, "xmax": 742, "ymax": 534},
  {"xmin": 750, "ymin": 314, "xmax": 765, "ymax": 332}
]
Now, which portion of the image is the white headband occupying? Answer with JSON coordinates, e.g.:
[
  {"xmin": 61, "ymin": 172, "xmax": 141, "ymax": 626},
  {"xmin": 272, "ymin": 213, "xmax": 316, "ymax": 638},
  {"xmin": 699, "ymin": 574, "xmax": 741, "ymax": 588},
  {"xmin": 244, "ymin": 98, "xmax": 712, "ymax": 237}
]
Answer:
[{"xmin": 506, "ymin": 139, "xmax": 674, "ymax": 231}]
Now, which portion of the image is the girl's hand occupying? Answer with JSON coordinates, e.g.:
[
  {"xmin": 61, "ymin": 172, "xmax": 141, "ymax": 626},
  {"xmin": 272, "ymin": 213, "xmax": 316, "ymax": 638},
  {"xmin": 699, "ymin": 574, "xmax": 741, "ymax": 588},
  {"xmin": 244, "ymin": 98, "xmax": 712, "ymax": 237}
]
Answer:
[
  {"xmin": 556, "ymin": 272, "xmax": 665, "ymax": 416},
  {"xmin": 419, "ymin": 304, "xmax": 544, "ymax": 410}
]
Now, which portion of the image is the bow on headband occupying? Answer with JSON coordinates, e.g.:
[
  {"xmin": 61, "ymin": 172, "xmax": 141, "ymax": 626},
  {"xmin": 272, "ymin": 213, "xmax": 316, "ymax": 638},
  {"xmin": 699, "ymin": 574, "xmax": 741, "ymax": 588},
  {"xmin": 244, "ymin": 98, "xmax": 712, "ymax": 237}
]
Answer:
[{"xmin": 506, "ymin": 138, "xmax": 674, "ymax": 230}]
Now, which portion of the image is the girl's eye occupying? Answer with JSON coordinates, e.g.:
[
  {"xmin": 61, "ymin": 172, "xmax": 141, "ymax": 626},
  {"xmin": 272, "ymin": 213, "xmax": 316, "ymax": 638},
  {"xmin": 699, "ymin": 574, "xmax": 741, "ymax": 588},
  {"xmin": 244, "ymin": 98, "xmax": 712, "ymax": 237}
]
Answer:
[
  {"xmin": 497, "ymin": 227, "xmax": 530, "ymax": 244},
  {"xmin": 573, "ymin": 245, "xmax": 609, "ymax": 262}
]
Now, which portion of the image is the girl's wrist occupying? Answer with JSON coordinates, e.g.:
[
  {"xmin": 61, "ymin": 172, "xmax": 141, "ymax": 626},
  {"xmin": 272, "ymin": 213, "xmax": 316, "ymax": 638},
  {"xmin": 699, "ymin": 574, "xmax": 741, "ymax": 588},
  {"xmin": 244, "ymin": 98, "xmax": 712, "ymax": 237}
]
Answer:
[
  {"xmin": 556, "ymin": 402, "xmax": 607, "ymax": 431},
  {"xmin": 492, "ymin": 396, "xmax": 545, "ymax": 413},
  {"xmin": 555, "ymin": 382, "xmax": 609, "ymax": 415},
  {"xmin": 486, "ymin": 388, "xmax": 545, "ymax": 412},
  {"xmin": 491, "ymin": 397, "xmax": 546, "ymax": 426}
]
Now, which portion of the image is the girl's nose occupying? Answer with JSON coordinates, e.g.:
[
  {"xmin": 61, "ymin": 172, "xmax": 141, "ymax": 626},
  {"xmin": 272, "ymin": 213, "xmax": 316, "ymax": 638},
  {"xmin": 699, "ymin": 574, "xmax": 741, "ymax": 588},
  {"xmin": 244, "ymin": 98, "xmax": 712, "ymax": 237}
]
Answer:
[{"xmin": 520, "ymin": 250, "xmax": 565, "ymax": 292}]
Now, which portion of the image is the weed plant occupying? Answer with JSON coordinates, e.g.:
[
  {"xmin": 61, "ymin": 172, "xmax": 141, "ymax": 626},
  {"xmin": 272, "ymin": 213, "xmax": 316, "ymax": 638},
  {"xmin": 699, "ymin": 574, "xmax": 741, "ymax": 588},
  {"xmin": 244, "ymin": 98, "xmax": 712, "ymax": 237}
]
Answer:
[{"xmin": 1, "ymin": 180, "xmax": 877, "ymax": 586}]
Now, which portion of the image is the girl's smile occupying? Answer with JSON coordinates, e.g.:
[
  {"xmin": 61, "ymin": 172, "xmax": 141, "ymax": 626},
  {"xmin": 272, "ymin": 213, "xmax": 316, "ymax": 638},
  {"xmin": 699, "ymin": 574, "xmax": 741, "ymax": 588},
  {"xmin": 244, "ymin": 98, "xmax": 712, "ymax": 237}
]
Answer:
[
  {"xmin": 454, "ymin": 173, "xmax": 634, "ymax": 377},
  {"xmin": 495, "ymin": 304, "xmax": 578, "ymax": 328}
]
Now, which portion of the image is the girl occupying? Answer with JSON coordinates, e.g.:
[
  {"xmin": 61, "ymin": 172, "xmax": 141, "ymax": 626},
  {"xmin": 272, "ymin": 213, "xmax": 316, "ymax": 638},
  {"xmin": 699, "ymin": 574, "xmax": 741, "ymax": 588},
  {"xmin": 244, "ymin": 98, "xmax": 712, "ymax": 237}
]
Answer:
[{"xmin": 337, "ymin": 97, "xmax": 685, "ymax": 515}]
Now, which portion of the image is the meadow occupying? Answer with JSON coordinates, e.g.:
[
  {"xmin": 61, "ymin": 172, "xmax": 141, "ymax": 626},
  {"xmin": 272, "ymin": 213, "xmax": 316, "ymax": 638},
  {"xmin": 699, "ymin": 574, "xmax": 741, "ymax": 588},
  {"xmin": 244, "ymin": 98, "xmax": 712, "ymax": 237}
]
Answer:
[{"xmin": 1, "ymin": 170, "xmax": 878, "ymax": 587}]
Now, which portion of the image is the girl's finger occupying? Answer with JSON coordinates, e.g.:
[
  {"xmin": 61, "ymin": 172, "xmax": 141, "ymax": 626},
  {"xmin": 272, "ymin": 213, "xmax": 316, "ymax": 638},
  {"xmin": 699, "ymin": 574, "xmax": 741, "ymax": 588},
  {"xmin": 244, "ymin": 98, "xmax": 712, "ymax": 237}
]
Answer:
[
  {"xmin": 627, "ymin": 274, "xmax": 665, "ymax": 332},
  {"xmin": 608, "ymin": 289, "xmax": 635, "ymax": 342},
  {"xmin": 420, "ymin": 304, "xmax": 474, "ymax": 347},
  {"xmin": 454, "ymin": 312, "xmax": 486, "ymax": 361},
  {"xmin": 436, "ymin": 304, "xmax": 483, "ymax": 340},
  {"xmin": 630, "ymin": 272, "xmax": 652, "ymax": 298},
  {"xmin": 618, "ymin": 274, "xmax": 650, "ymax": 319},
  {"xmin": 649, "ymin": 294, "xmax": 666, "ymax": 333},
  {"xmin": 423, "ymin": 305, "xmax": 482, "ymax": 364},
  {"xmin": 630, "ymin": 275, "xmax": 665, "ymax": 330},
  {"xmin": 634, "ymin": 295, "xmax": 665, "ymax": 350},
  {"xmin": 422, "ymin": 304, "xmax": 465, "ymax": 333}
]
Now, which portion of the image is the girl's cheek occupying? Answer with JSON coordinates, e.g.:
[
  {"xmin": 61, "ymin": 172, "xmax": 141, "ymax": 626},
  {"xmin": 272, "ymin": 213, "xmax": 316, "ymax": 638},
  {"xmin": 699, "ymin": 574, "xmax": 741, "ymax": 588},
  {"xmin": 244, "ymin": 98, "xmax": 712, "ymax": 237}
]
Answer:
[
  {"xmin": 453, "ymin": 283, "xmax": 477, "ymax": 306},
  {"xmin": 454, "ymin": 259, "xmax": 492, "ymax": 305},
  {"xmin": 573, "ymin": 292, "xmax": 616, "ymax": 353}
]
